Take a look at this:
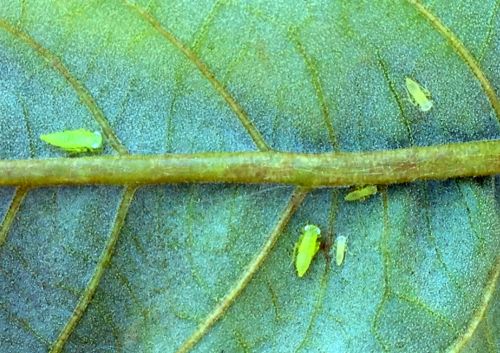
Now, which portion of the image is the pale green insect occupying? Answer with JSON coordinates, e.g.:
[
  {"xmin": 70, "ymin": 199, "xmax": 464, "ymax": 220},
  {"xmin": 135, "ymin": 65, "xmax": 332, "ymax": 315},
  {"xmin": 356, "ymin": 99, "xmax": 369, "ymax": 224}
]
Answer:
[
  {"xmin": 40, "ymin": 129, "xmax": 103, "ymax": 153},
  {"xmin": 294, "ymin": 224, "xmax": 321, "ymax": 277},
  {"xmin": 405, "ymin": 77, "xmax": 433, "ymax": 112},
  {"xmin": 335, "ymin": 235, "xmax": 348, "ymax": 266},
  {"xmin": 344, "ymin": 185, "xmax": 378, "ymax": 201}
]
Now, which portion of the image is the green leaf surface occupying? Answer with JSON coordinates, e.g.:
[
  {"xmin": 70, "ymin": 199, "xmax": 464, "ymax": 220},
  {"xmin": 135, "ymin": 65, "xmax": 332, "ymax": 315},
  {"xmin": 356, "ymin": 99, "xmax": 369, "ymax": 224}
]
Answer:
[{"xmin": 0, "ymin": 1, "xmax": 499, "ymax": 352}]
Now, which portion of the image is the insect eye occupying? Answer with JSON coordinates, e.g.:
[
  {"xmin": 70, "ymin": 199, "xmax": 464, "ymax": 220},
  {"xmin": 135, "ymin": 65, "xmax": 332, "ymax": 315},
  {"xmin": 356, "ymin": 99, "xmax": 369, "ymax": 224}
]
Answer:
[{"xmin": 91, "ymin": 132, "xmax": 103, "ymax": 148}]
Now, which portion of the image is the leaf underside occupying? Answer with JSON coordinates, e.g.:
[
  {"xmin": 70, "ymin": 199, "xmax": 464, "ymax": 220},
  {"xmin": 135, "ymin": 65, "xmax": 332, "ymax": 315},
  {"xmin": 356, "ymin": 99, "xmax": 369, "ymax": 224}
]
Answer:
[{"xmin": 0, "ymin": 1, "xmax": 499, "ymax": 353}]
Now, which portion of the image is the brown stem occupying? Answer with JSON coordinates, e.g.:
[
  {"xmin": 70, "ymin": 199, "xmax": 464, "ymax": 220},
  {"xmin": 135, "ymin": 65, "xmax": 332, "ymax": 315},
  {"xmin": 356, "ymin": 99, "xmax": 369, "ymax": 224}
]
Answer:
[{"xmin": 1, "ymin": 140, "xmax": 499, "ymax": 187}]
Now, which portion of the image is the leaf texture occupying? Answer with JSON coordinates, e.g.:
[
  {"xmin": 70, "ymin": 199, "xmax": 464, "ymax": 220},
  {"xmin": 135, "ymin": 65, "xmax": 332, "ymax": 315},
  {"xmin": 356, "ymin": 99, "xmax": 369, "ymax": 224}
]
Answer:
[{"xmin": 0, "ymin": 1, "xmax": 499, "ymax": 352}]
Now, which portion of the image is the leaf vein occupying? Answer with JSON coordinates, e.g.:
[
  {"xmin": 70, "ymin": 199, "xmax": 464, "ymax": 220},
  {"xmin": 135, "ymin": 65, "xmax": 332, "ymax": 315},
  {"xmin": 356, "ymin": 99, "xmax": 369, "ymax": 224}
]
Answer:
[
  {"xmin": 445, "ymin": 257, "xmax": 500, "ymax": 353},
  {"xmin": 0, "ymin": 187, "xmax": 28, "ymax": 248},
  {"xmin": 288, "ymin": 28, "xmax": 339, "ymax": 151},
  {"xmin": 49, "ymin": 186, "xmax": 137, "ymax": 353},
  {"xmin": 0, "ymin": 19, "xmax": 128, "ymax": 155},
  {"xmin": 407, "ymin": 0, "xmax": 500, "ymax": 124},
  {"xmin": 175, "ymin": 187, "xmax": 309, "ymax": 353},
  {"xmin": 121, "ymin": 0, "xmax": 271, "ymax": 151},
  {"xmin": 371, "ymin": 190, "xmax": 391, "ymax": 353}
]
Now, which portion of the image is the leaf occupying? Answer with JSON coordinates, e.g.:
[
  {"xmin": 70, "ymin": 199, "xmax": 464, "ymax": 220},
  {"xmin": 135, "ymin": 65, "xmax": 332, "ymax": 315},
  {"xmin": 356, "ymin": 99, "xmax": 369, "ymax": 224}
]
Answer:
[{"xmin": 0, "ymin": 1, "xmax": 499, "ymax": 352}]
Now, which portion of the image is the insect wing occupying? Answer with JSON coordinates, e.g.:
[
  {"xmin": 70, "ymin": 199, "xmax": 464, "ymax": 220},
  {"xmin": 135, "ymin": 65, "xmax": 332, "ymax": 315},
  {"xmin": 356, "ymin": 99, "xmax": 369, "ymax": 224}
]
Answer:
[
  {"xmin": 335, "ymin": 236, "xmax": 347, "ymax": 266},
  {"xmin": 40, "ymin": 129, "xmax": 102, "ymax": 152},
  {"xmin": 345, "ymin": 185, "xmax": 377, "ymax": 201},
  {"xmin": 295, "ymin": 225, "xmax": 321, "ymax": 277},
  {"xmin": 405, "ymin": 77, "xmax": 433, "ymax": 112}
]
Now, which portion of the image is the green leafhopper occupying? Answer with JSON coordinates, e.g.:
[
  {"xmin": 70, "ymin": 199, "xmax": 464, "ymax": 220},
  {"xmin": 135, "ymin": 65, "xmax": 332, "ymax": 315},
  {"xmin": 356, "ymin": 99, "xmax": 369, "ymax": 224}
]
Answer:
[
  {"xmin": 344, "ymin": 185, "xmax": 378, "ymax": 201},
  {"xmin": 40, "ymin": 129, "xmax": 103, "ymax": 153},
  {"xmin": 405, "ymin": 77, "xmax": 433, "ymax": 112},
  {"xmin": 335, "ymin": 235, "xmax": 348, "ymax": 266},
  {"xmin": 294, "ymin": 224, "xmax": 321, "ymax": 277}
]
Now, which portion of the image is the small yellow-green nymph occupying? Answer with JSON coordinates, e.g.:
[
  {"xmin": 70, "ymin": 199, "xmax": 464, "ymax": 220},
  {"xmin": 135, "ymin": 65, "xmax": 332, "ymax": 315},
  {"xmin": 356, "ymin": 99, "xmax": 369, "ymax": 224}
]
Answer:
[
  {"xmin": 405, "ymin": 77, "xmax": 433, "ymax": 112},
  {"xmin": 335, "ymin": 235, "xmax": 348, "ymax": 266},
  {"xmin": 294, "ymin": 224, "xmax": 321, "ymax": 277},
  {"xmin": 40, "ymin": 129, "xmax": 103, "ymax": 153},
  {"xmin": 344, "ymin": 185, "xmax": 378, "ymax": 201}
]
